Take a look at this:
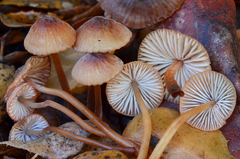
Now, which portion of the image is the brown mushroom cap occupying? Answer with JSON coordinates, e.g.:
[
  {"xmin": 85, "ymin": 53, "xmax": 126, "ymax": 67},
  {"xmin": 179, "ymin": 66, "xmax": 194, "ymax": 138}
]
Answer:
[
  {"xmin": 5, "ymin": 56, "xmax": 51, "ymax": 101},
  {"xmin": 97, "ymin": 0, "xmax": 185, "ymax": 29},
  {"xmin": 7, "ymin": 83, "xmax": 38, "ymax": 122},
  {"xmin": 9, "ymin": 114, "xmax": 49, "ymax": 142},
  {"xmin": 24, "ymin": 15, "xmax": 76, "ymax": 56},
  {"xmin": 138, "ymin": 29, "xmax": 211, "ymax": 104},
  {"xmin": 72, "ymin": 52, "xmax": 123, "ymax": 86},
  {"xmin": 106, "ymin": 61, "xmax": 164, "ymax": 116},
  {"xmin": 180, "ymin": 71, "xmax": 236, "ymax": 131},
  {"xmin": 73, "ymin": 16, "xmax": 132, "ymax": 53}
]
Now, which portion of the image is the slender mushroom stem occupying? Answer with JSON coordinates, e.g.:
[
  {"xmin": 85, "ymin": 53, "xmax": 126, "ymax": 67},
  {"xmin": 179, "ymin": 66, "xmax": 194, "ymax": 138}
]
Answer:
[
  {"xmin": 164, "ymin": 60, "xmax": 184, "ymax": 97},
  {"xmin": 149, "ymin": 101, "xmax": 216, "ymax": 159},
  {"xmin": 87, "ymin": 86, "xmax": 95, "ymax": 112},
  {"xmin": 25, "ymin": 126, "xmax": 135, "ymax": 154},
  {"xmin": 94, "ymin": 85, "xmax": 102, "ymax": 120},
  {"xmin": 132, "ymin": 81, "xmax": 151, "ymax": 159},
  {"xmin": 18, "ymin": 97, "xmax": 107, "ymax": 138},
  {"xmin": 51, "ymin": 53, "xmax": 76, "ymax": 113},
  {"xmin": 30, "ymin": 83, "xmax": 139, "ymax": 153}
]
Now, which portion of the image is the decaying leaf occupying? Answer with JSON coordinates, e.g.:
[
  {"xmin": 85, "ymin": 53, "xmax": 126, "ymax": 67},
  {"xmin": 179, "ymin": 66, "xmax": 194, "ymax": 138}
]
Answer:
[
  {"xmin": 123, "ymin": 107, "xmax": 235, "ymax": 159},
  {"xmin": 74, "ymin": 150, "xmax": 128, "ymax": 159},
  {"xmin": 0, "ymin": 63, "xmax": 15, "ymax": 123},
  {"xmin": 45, "ymin": 48, "xmax": 88, "ymax": 94},
  {"xmin": 0, "ymin": 13, "xmax": 32, "ymax": 27},
  {"xmin": 0, "ymin": 121, "xmax": 91, "ymax": 159},
  {"xmin": 0, "ymin": 145, "xmax": 27, "ymax": 158},
  {"xmin": 5, "ymin": 10, "xmax": 62, "ymax": 24},
  {"xmin": 0, "ymin": 0, "xmax": 84, "ymax": 9}
]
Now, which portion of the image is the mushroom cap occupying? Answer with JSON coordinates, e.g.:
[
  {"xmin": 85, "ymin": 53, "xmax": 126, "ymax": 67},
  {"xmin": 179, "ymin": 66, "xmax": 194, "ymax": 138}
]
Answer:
[
  {"xmin": 5, "ymin": 56, "xmax": 51, "ymax": 101},
  {"xmin": 72, "ymin": 52, "xmax": 123, "ymax": 86},
  {"xmin": 106, "ymin": 61, "xmax": 164, "ymax": 116},
  {"xmin": 180, "ymin": 71, "xmax": 236, "ymax": 131},
  {"xmin": 24, "ymin": 15, "xmax": 76, "ymax": 56},
  {"xmin": 73, "ymin": 16, "xmax": 132, "ymax": 53},
  {"xmin": 138, "ymin": 29, "xmax": 211, "ymax": 104},
  {"xmin": 9, "ymin": 114, "xmax": 49, "ymax": 142},
  {"xmin": 7, "ymin": 83, "xmax": 38, "ymax": 122},
  {"xmin": 97, "ymin": 0, "xmax": 184, "ymax": 29}
]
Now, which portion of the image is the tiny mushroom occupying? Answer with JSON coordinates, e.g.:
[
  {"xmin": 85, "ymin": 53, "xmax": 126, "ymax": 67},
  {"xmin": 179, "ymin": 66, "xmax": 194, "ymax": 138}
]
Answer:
[
  {"xmin": 9, "ymin": 114, "xmax": 135, "ymax": 154},
  {"xmin": 24, "ymin": 15, "xmax": 76, "ymax": 113},
  {"xmin": 5, "ymin": 56, "xmax": 51, "ymax": 101},
  {"xmin": 106, "ymin": 61, "xmax": 164, "ymax": 159},
  {"xmin": 97, "ymin": 0, "xmax": 185, "ymax": 29},
  {"xmin": 72, "ymin": 16, "xmax": 132, "ymax": 119},
  {"xmin": 138, "ymin": 29, "xmax": 211, "ymax": 103},
  {"xmin": 149, "ymin": 70, "xmax": 236, "ymax": 158}
]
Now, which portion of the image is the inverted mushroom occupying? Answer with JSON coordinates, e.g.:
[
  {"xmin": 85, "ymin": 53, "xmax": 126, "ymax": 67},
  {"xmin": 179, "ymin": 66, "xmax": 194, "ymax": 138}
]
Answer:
[
  {"xmin": 9, "ymin": 114, "xmax": 135, "ymax": 154},
  {"xmin": 106, "ymin": 61, "xmax": 164, "ymax": 159},
  {"xmin": 24, "ymin": 15, "xmax": 76, "ymax": 113},
  {"xmin": 138, "ymin": 29, "xmax": 211, "ymax": 103},
  {"xmin": 149, "ymin": 70, "xmax": 236, "ymax": 158},
  {"xmin": 97, "ymin": 0, "xmax": 185, "ymax": 29}
]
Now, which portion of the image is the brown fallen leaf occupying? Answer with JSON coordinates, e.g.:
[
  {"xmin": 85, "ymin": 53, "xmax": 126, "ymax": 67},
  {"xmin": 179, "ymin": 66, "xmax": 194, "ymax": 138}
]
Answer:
[
  {"xmin": 0, "ymin": 0, "xmax": 84, "ymax": 9},
  {"xmin": 0, "ymin": 13, "xmax": 32, "ymax": 27},
  {"xmin": 1, "ymin": 51, "xmax": 29, "ymax": 65},
  {"xmin": 5, "ymin": 10, "xmax": 62, "ymax": 24},
  {"xmin": 74, "ymin": 150, "xmax": 128, "ymax": 159},
  {"xmin": 0, "ymin": 121, "xmax": 91, "ymax": 159},
  {"xmin": 45, "ymin": 48, "xmax": 88, "ymax": 94},
  {"xmin": 123, "ymin": 107, "xmax": 235, "ymax": 159}
]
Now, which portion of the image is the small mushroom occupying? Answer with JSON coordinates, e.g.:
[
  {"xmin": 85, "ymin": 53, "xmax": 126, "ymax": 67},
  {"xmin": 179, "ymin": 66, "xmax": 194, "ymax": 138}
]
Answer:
[
  {"xmin": 149, "ymin": 70, "xmax": 236, "ymax": 158},
  {"xmin": 73, "ymin": 16, "xmax": 131, "ymax": 119},
  {"xmin": 138, "ymin": 29, "xmax": 211, "ymax": 103},
  {"xmin": 9, "ymin": 114, "xmax": 135, "ymax": 154},
  {"xmin": 97, "ymin": 0, "xmax": 185, "ymax": 29},
  {"xmin": 24, "ymin": 15, "xmax": 76, "ymax": 113},
  {"xmin": 106, "ymin": 61, "xmax": 164, "ymax": 159},
  {"xmin": 5, "ymin": 56, "xmax": 51, "ymax": 101}
]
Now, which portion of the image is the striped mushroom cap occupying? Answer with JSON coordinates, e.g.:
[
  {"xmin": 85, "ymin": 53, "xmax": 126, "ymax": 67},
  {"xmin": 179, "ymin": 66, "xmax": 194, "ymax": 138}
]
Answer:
[
  {"xmin": 9, "ymin": 114, "xmax": 49, "ymax": 142},
  {"xmin": 5, "ymin": 56, "xmax": 51, "ymax": 101},
  {"xmin": 97, "ymin": 0, "xmax": 185, "ymax": 29},
  {"xmin": 180, "ymin": 71, "xmax": 236, "ymax": 131},
  {"xmin": 73, "ymin": 16, "xmax": 132, "ymax": 53},
  {"xmin": 7, "ymin": 83, "xmax": 38, "ymax": 122},
  {"xmin": 106, "ymin": 61, "xmax": 164, "ymax": 116},
  {"xmin": 138, "ymin": 29, "xmax": 211, "ymax": 104},
  {"xmin": 72, "ymin": 52, "xmax": 123, "ymax": 86},
  {"xmin": 24, "ymin": 15, "xmax": 76, "ymax": 56}
]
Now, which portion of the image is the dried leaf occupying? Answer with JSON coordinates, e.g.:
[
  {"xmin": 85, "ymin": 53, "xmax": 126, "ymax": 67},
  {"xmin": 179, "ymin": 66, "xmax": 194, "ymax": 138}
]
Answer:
[
  {"xmin": 123, "ymin": 108, "xmax": 235, "ymax": 159},
  {"xmin": 0, "ymin": 145, "xmax": 27, "ymax": 158},
  {"xmin": 45, "ymin": 48, "xmax": 87, "ymax": 94},
  {"xmin": 0, "ymin": 121, "xmax": 91, "ymax": 159},
  {"xmin": 0, "ymin": 0, "xmax": 84, "ymax": 9},
  {"xmin": 0, "ymin": 13, "xmax": 32, "ymax": 27},
  {"xmin": 74, "ymin": 150, "xmax": 128, "ymax": 159},
  {"xmin": 5, "ymin": 10, "xmax": 62, "ymax": 24}
]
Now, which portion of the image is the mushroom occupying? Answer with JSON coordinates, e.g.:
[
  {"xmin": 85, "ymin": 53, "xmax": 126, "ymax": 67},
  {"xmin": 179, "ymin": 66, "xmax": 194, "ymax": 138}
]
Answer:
[
  {"xmin": 24, "ymin": 15, "xmax": 76, "ymax": 113},
  {"xmin": 9, "ymin": 114, "xmax": 135, "ymax": 154},
  {"xmin": 106, "ymin": 61, "xmax": 164, "ymax": 159},
  {"xmin": 7, "ymin": 83, "xmax": 106, "ymax": 138},
  {"xmin": 138, "ymin": 29, "xmax": 211, "ymax": 103},
  {"xmin": 5, "ymin": 56, "xmax": 51, "ymax": 101},
  {"xmin": 149, "ymin": 70, "xmax": 236, "ymax": 158},
  {"xmin": 97, "ymin": 0, "xmax": 185, "ymax": 29},
  {"xmin": 73, "ymin": 16, "xmax": 132, "ymax": 119}
]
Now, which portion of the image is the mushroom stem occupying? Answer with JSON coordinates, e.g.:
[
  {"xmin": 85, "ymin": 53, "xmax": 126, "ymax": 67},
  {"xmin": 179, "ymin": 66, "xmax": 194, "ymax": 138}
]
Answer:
[
  {"xmin": 149, "ymin": 101, "xmax": 216, "ymax": 159},
  {"xmin": 51, "ymin": 53, "xmax": 76, "ymax": 113},
  {"xmin": 164, "ymin": 60, "xmax": 184, "ymax": 97},
  {"xmin": 94, "ymin": 85, "xmax": 102, "ymax": 120},
  {"xmin": 132, "ymin": 81, "xmax": 151, "ymax": 159},
  {"xmin": 27, "ymin": 83, "xmax": 139, "ymax": 153},
  {"xmin": 25, "ymin": 126, "xmax": 135, "ymax": 154},
  {"xmin": 18, "ymin": 97, "xmax": 107, "ymax": 138}
]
